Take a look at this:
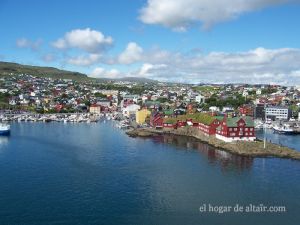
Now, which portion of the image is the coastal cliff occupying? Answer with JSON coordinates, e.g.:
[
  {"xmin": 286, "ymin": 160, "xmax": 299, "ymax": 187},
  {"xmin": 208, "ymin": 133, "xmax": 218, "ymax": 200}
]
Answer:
[{"xmin": 126, "ymin": 127, "xmax": 300, "ymax": 160}]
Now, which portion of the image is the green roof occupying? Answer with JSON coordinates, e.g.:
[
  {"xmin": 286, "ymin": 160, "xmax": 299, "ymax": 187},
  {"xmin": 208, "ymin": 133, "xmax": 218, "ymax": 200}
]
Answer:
[
  {"xmin": 163, "ymin": 110, "xmax": 173, "ymax": 115},
  {"xmin": 163, "ymin": 117, "xmax": 177, "ymax": 124},
  {"xmin": 226, "ymin": 116, "xmax": 254, "ymax": 127},
  {"xmin": 144, "ymin": 100, "xmax": 160, "ymax": 107},
  {"xmin": 214, "ymin": 116, "xmax": 224, "ymax": 121},
  {"xmin": 176, "ymin": 113, "xmax": 217, "ymax": 125}
]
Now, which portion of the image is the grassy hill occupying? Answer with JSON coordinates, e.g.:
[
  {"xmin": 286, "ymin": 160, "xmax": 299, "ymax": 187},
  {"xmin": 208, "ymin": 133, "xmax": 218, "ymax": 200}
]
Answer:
[
  {"xmin": 0, "ymin": 61, "xmax": 92, "ymax": 82},
  {"xmin": 0, "ymin": 61, "xmax": 163, "ymax": 84}
]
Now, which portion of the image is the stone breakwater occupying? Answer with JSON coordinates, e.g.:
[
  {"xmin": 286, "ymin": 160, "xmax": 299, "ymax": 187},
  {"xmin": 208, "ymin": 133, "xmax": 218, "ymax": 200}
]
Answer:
[{"xmin": 126, "ymin": 127, "xmax": 300, "ymax": 160}]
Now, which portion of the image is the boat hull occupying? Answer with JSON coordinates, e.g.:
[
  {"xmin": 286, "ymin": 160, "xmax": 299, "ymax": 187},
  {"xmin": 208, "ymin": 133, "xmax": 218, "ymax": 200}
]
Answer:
[
  {"xmin": 0, "ymin": 130, "xmax": 10, "ymax": 135},
  {"xmin": 273, "ymin": 128, "xmax": 294, "ymax": 135}
]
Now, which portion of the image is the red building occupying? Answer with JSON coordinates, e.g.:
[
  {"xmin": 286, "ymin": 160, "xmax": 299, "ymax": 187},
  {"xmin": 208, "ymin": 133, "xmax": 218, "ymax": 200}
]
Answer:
[
  {"xmin": 198, "ymin": 118, "xmax": 222, "ymax": 136},
  {"xmin": 215, "ymin": 116, "xmax": 255, "ymax": 142},
  {"xmin": 150, "ymin": 112, "xmax": 163, "ymax": 128},
  {"xmin": 239, "ymin": 105, "xmax": 254, "ymax": 117}
]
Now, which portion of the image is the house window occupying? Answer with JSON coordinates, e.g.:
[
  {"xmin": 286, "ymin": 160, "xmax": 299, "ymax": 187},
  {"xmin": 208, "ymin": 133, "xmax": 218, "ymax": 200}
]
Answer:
[
  {"xmin": 234, "ymin": 128, "xmax": 237, "ymax": 131},
  {"xmin": 245, "ymin": 128, "xmax": 248, "ymax": 131}
]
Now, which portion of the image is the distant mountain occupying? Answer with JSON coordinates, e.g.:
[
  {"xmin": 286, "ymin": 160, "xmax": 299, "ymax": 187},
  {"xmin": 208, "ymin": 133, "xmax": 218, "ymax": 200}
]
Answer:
[
  {"xmin": 117, "ymin": 77, "xmax": 158, "ymax": 83},
  {"xmin": 0, "ymin": 61, "xmax": 90, "ymax": 81}
]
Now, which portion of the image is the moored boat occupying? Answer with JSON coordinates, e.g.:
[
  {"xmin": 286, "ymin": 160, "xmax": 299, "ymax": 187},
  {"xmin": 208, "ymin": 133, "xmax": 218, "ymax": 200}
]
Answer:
[
  {"xmin": 0, "ymin": 123, "xmax": 10, "ymax": 135},
  {"xmin": 273, "ymin": 124, "xmax": 294, "ymax": 134}
]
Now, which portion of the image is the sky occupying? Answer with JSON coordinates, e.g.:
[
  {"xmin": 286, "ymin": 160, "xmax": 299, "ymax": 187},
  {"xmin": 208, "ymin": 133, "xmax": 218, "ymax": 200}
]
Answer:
[{"xmin": 1, "ymin": 0, "xmax": 300, "ymax": 85}]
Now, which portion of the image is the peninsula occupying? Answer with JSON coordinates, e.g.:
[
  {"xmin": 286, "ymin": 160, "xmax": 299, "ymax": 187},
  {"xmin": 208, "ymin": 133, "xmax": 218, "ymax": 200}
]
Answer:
[{"xmin": 126, "ymin": 127, "xmax": 300, "ymax": 160}]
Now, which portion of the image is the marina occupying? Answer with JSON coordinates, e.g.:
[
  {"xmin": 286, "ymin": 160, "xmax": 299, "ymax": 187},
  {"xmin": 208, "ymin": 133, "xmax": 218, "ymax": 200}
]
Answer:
[{"xmin": 0, "ymin": 112, "xmax": 115, "ymax": 123}]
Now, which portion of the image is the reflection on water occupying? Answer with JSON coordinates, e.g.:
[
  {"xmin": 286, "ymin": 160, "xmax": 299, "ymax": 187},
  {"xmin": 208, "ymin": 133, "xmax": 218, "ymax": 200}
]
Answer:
[
  {"xmin": 151, "ymin": 134, "xmax": 253, "ymax": 172},
  {"xmin": 0, "ymin": 136, "xmax": 9, "ymax": 145}
]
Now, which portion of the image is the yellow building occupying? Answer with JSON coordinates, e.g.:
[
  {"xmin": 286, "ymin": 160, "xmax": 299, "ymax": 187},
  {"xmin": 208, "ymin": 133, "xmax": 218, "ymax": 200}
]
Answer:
[{"xmin": 136, "ymin": 109, "xmax": 151, "ymax": 124}]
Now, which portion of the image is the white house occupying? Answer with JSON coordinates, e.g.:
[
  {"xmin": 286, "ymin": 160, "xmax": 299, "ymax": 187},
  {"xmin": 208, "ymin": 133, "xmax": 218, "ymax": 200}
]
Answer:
[
  {"xmin": 122, "ymin": 104, "xmax": 140, "ymax": 117},
  {"xmin": 256, "ymin": 89, "xmax": 262, "ymax": 95},
  {"xmin": 195, "ymin": 95, "xmax": 205, "ymax": 104},
  {"xmin": 209, "ymin": 106, "xmax": 220, "ymax": 112}
]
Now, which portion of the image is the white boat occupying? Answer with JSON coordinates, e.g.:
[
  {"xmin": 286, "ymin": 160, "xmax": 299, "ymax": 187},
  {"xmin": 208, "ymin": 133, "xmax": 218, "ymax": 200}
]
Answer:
[
  {"xmin": 273, "ymin": 124, "xmax": 294, "ymax": 134},
  {"xmin": 0, "ymin": 123, "xmax": 10, "ymax": 135}
]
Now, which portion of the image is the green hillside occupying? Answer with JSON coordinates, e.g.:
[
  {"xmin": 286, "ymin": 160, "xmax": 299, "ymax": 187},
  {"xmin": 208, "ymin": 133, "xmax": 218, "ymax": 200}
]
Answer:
[{"xmin": 0, "ymin": 61, "xmax": 92, "ymax": 81}]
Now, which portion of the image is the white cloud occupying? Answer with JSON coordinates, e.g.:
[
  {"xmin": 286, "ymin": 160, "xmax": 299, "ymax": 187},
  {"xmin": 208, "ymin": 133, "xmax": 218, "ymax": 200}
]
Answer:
[
  {"xmin": 89, "ymin": 67, "xmax": 121, "ymax": 79},
  {"xmin": 118, "ymin": 42, "xmax": 143, "ymax": 64},
  {"xmin": 16, "ymin": 38, "xmax": 42, "ymax": 50},
  {"xmin": 121, "ymin": 47, "xmax": 300, "ymax": 85},
  {"xmin": 52, "ymin": 28, "xmax": 113, "ymax": 53},
  {"xmin": 138, "ymin": 63, "xmax": 168, "ymax": 76},
  {"xmin": 139, "ymin": 0, "xmax": 292, "ymax": 30},
  {"xmin": 66, "ymin": 54, "xmax": 101, "ymax": 66}
]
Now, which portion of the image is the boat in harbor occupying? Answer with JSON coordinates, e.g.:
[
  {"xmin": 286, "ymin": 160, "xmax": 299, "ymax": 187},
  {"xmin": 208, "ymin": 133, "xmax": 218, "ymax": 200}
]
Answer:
[
  {"xmin": 0, "ymin": 123, "xmax": 10, "ymax": 135},
  {"xmin": 273, "ymin": 124, "xmax": 294, "ymax": 134}
]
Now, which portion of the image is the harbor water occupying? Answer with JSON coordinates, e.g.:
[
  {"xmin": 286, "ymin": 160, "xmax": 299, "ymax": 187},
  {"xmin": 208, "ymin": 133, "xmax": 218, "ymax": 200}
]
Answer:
[{"xmin": 0, "ymin": 122, "xmax": 299, "ymax": 225}]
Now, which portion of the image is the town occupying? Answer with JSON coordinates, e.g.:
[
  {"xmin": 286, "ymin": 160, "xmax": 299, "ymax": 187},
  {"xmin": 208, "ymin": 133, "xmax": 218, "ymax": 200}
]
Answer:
[{"xmin": 1, "ymin": 73, "xmax": 300, "ymax": 142}]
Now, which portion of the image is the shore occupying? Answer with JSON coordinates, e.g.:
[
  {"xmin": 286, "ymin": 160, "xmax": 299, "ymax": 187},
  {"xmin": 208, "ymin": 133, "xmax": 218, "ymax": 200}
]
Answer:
[{"xmin": 126, "ymin": 127, "xmax": 300, "ymax": 160}]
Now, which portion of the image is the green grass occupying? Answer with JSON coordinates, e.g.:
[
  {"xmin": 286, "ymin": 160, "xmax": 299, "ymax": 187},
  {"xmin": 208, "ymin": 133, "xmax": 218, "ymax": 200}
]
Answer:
[
  {"xmin": 0, "ymin": 61, "xmax": 94, "ymax": 82},
  {"xmin": 192, "ymin": 85, "xmax": 219, "ymax": 93}
]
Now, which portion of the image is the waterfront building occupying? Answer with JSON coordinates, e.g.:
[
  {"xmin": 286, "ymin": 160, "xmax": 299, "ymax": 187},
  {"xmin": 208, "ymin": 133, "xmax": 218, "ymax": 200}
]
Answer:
[
  {"xmin": 215, "ymin": 116, "xmax": 255, "ymax": 142},
  {"xmin": 89, "ymin": 104, "xmax": 101, "ymax": 114},
  {"xmin": 122, "ymin": 104, "xmax": 140, "ymax": 118},
  {"xmin": 150, "ymin": 111, "xmax": 164, "ymax": 128},
  {"xmin": 136, "ymin": 108, "xmax": 151, "ymax": 124},
  {"xmin": 197, "ymin": 116, "xmax": 222, "ymax": 136},
  {"xmin": 265, "ymin": 106, "xmax": 292, "ymax": 120}
]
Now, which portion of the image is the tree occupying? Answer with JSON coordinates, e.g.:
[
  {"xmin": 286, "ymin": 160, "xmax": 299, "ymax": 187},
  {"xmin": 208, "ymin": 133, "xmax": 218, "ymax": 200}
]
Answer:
[{"xmin": 94, "ymin": 92, "xmax": 107, "ymax": 98}]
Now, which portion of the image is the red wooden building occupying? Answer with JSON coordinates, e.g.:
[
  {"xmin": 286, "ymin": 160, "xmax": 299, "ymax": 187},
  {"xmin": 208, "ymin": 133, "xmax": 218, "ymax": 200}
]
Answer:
[
  {"xmin": 198, "ymin": 118, "xmax": 222, "ymax": 136},
  {"xmin": 215, "ymin": 116, "xmax": 255, "ymax": 142},
  {"xmin": 150, "ymin": 112, "xmax": 164, "ymax": 128}
]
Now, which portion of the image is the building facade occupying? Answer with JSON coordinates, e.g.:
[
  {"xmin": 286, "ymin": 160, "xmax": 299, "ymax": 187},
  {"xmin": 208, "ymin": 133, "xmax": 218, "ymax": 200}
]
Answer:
[
  {"xmin": 89, "ymin": 104, "xmax": 101, "ymax": 114},
  {"xmin": 136, "ymin": 108, "xmax": 151, "ymax": 124},
  {"xmin": 265, "ymin": 106, "xmax": 292, "ymax": 120},
  {"xmin": 215, "ymin": 116, "xmax": 255, "ymax": 142}
]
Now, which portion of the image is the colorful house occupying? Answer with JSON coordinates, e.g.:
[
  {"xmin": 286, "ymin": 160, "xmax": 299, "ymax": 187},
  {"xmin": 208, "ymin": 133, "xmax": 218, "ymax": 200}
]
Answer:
[
  {"xmin": 150, "ymin": 111, "xmax": 164, "ymax": 128},
  {"xmin": 136, "ymin": 108, "xmax": 151, "ymax": 124},
  {"xmin": 215, "ymin": 116, "xmax": 255, "ymax": 142}
]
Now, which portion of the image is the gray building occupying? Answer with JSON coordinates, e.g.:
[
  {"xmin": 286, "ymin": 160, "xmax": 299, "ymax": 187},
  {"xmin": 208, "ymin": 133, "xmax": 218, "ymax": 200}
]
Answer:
[{"xmin": 265, "ymin": 106, "xmax": 292, "ymax": 120}]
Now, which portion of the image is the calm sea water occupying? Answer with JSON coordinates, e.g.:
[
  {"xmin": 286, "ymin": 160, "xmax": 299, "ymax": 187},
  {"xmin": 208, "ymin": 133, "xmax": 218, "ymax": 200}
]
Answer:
[{"xmin": 0, "ymin": 122, "xmax": 299, "ymax": 225}]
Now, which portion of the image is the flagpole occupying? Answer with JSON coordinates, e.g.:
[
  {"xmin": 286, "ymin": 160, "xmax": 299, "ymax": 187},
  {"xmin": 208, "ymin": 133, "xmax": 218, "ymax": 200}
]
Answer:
[{"xmin": 264, "ymin": 102, "xmax": 266, "ymax": 149}]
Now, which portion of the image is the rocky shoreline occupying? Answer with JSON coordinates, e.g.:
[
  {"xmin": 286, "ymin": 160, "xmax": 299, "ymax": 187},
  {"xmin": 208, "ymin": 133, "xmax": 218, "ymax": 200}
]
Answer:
[{"xmin": 126, "ymin": 127, "xmax": 300, "ymax": 160}]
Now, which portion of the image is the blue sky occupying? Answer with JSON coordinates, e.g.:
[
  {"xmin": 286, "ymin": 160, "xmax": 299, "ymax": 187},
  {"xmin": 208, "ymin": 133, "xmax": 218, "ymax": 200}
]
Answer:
[{"xmin": 1, "ymin": 0, "xmax": 300, "ymax": 84}]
